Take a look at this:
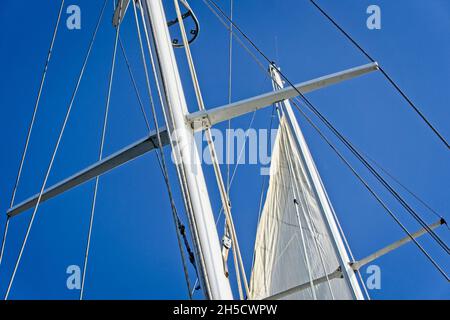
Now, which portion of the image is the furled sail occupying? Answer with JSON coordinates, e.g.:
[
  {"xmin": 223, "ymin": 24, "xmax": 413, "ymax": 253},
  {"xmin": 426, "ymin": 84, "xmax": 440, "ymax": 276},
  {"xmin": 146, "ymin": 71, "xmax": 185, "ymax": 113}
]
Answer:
[{"xmin": 250, "ymin": 113, "xmax": 355, "ymax": 300}]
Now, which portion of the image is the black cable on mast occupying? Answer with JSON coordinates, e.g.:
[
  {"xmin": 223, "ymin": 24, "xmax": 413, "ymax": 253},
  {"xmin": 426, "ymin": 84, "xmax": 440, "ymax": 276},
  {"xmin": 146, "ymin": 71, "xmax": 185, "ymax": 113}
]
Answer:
[
  {"xmin": 308, "ymin": 0, "xmax": 449, "ymax": 150},
  {"xmin": 202, "ymin": 0, "xmax": 449, "ymax": 256}
]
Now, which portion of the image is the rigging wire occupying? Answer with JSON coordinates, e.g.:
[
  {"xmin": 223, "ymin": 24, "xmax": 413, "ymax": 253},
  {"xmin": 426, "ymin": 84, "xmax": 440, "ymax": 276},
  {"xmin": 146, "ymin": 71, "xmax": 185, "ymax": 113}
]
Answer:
[
  {"xmin": 124, "ymin": 4, "xmax": 201, "ymax": 296},
  {"xmin": 80, "ymin": 0, "xmax": 123, "ymax": 300},
  {"xmin": 226, "ymin": 0, "xmax": 234, "ymax": 196},
  {"xmin": 192, "ymin": 110, "xmax": 260, "ymax": 295},
  {"xmin": 214, "ymin": 110, "xmax": 257, "ymax": 226},
  {"xmin": 120, "ymin": 39, "xmax": 201, "ymax": 283},
  {"xmin": 138, "ymin": 4, "xmax": 208, "ymax": 297},
  {"xmin": 201, "ymin": 0, "xmax": 266, "ymax": 72},
  {"xmin": 173, "ymin": 0, "xmax": 250, "ymax": 299},
  {"xmin": 137, "ymin": 0, "xmax": 210, "ymax": 297},
  {"xmin": 201, "ymin": 0, "xmax": 450, "ymax": 256},
  {"xmin": 223, "ymin": 1, "xmax": 234, "ymax": 282},
  {"xmin": 200, "ymin": 0, "xmax": 271, "ymax": 203},
  {"xmin": 118, "ymin": 36, "xmax": 169, "ymax": 179},
  {"xmin": 362, "ymin": 152, "xmax": 448, "ymax": 226},
  {"xmin": 201, "ymin": 0, "xmax": 449, "ymax": 281},
  {"xmin": 288, "ymin": 98, "xmax": 449, "ymax": 282},
  {"xmin": 133, "ymin": 0, "xmax": 195, "ymax": 299},
  {"xmin": 185, "ymin": 13, "xmax": 269, "ymax": 289},
  {"xmin": 120, "ymin": 29, "xmax": 200, "ymax": 274},
  {"xmin": 0, "ymin": 0, "xmax": 65, "ymax": 269},
  {"xmin": 295, "ymin": 91, "xmax": 450, "ymax": 255},
  {"xmin": 3, "ymin": 0, "xmax": 109, "ymax": 300},
  {"xmin": 308, "ymin": 0, "xmax": 449, "ymax": 150},
  {"xmin": 317, "ymin": 162, "xmax": 372, "ymax": 299},
  {"xmin": 140, "ymin": 6, "xmax": 212, "ymax": 297},
  {"xmin": 119, "ymin": 37, "xmax": 152, "ymax": 131},
  {"xmin": 228, "ymin": 112, "xmax": 257, "ymax": 193}
]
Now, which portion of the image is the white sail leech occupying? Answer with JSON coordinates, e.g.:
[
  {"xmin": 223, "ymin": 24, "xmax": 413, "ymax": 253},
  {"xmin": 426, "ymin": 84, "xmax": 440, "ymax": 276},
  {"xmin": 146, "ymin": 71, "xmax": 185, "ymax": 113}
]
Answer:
[{"xmin": 250, "ymin": 114, "xmax": 354, "ymax": 300}]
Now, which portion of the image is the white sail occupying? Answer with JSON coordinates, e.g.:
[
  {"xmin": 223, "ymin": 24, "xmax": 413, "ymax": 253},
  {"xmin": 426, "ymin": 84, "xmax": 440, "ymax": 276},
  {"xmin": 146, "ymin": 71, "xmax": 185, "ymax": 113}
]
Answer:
[{"xmin": 250, "ymin": 114, "xmax": 355, "ymax": 300}]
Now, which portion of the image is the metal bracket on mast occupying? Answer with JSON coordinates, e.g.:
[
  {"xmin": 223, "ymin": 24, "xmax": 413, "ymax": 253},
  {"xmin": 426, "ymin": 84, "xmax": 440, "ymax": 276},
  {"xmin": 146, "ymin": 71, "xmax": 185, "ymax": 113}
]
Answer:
[
  {"xmin": 7, "ymin": 129, "xmax": 170, "ymax": 217},
  {"xmin": 167, "ymin": 0, "xmax": 200, "ymax": 48},
  {"xmin": 350, "ymin": 219, "xmax": 446, "ymax": 271},
  {"xmin": 187, "ymin": 62, "xmax": 379, "ymax": 131}
]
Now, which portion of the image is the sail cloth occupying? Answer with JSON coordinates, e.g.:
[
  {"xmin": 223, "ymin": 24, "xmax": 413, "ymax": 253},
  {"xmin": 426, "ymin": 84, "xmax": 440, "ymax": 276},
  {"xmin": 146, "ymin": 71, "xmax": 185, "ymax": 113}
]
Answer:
[{"xmin": 250, "ymin": 115, "xmax": 354, "ymax": 300}]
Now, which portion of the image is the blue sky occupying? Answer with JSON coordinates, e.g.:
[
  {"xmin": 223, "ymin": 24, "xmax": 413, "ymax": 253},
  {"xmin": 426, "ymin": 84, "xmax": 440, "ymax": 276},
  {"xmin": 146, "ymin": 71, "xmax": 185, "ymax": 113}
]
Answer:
[{"xmin": 0, "ymin": 0, "xmax": 449, "ymax": 299}]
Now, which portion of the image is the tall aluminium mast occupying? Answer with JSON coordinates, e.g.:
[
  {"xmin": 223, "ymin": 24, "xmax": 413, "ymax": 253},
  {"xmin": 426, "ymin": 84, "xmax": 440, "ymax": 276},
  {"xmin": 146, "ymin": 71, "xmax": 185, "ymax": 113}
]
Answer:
[{"xmin": 140, "ymin": 0, "xmax": 233, "ymax": 300}]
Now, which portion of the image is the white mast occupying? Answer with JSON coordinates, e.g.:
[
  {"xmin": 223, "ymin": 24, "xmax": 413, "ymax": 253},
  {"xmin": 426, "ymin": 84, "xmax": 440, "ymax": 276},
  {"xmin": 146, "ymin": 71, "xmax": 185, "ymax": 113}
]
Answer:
[{"xmin": 141, "ymin": 0, "xmax": 233, "ymax": 299}]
